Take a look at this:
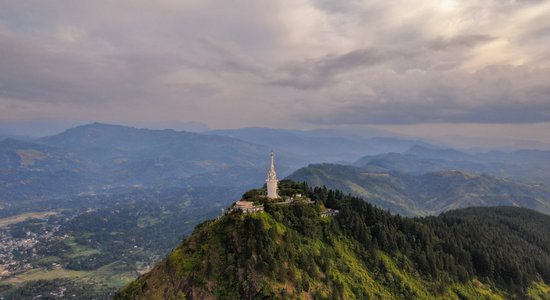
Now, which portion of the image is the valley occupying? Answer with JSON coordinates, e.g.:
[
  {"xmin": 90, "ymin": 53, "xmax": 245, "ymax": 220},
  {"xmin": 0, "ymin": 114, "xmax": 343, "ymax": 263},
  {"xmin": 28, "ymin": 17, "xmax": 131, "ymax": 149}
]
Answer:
[
  {"xmin": 0, "ymin": 187, "xmax": 236, "ymax": 298},
  {"xmin": 1, "ymin": 123, "xmax": 550, "ymax": 298}
]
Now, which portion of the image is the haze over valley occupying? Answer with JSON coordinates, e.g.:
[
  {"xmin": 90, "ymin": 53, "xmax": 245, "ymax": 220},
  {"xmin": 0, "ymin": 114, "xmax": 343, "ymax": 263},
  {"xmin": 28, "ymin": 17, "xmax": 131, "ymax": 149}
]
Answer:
[{"xmin": 1, "ymin": 122, "xmax": 550, "ymax": 298}]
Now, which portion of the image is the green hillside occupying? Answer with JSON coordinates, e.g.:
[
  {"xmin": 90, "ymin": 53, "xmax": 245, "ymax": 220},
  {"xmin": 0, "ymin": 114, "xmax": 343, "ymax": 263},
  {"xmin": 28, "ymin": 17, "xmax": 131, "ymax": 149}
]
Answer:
[
  {"xmin": 115, "ymin": 181, "xmax": 550, "ymax": 299},
  {"xmin": 287, "ymin": 164, "xmax": 550, "ymax": 216}
]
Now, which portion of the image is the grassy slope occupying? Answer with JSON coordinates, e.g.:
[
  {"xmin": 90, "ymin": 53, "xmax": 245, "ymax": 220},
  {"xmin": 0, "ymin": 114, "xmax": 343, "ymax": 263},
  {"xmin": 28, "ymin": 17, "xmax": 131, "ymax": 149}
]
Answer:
[{"xmin": 115, "ymin": 210, "xmax": 530, "ymax": 299}]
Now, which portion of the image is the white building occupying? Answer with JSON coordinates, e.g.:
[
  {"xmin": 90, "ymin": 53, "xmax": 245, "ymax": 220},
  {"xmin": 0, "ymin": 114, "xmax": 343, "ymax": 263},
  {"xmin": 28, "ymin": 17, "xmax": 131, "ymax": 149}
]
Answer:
[
  {"xmin": 234, "ymin": 200, "xmax": 264, "ymax": 213},
  {"xmin": 266, "ymin": 151, "xmax": 279, "ymax": 199}
]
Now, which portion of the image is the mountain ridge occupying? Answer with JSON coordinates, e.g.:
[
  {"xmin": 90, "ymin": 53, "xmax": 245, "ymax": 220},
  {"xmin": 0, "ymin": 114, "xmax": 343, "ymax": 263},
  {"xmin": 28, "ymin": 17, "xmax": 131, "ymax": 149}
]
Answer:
[
  {"xmin": 0, "ymin": 123, "xmax": 276, "ymax": 203},
  {"xmin": 287, "ymin": 163, "xmax": 550, "ymax": 216},
  {"xmin": 208, "ymin": 127, "xmax": 434, "ymax": 165},
  {"xmin": 355, "ymin": 144, "xmax": 550, "ymax": 184},
  {"xmin": 115, "ymin": 182, "xmax": 550, "ymax": 299}
]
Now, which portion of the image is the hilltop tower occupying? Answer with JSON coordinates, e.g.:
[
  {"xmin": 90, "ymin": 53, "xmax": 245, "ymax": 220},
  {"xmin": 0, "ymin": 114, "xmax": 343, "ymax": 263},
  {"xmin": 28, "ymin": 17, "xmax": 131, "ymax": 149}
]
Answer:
[{"xmin": 266, "ymin": 151, "xmax": 279, "ymax": 199}]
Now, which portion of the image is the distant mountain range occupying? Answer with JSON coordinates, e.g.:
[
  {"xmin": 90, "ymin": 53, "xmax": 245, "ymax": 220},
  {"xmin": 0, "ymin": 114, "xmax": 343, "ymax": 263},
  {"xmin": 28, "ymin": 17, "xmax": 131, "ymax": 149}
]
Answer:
[
  {"xmin": 38, "ymin": 123, "xmax": 271, "ymax": 186},
  {"xmin": 0, "ymin": 123, "xmax": 269, "ymax": 203},
  {"xmin": 0, "ymin": 123, "xmax": 438, "ymax": 204},
  {"xmin": 3, "ymin": 122, "xmax": 550, "ymax": 216},
  {"xmin": 288, "ymin": 163, "xmax": 550, "ymax": 216},
  {"xmin": 355, "ymin": 144, "xmax": 550, "ymax": 184},
  {"xmin": 208, "ymin": 127, "xmax": 432, "ymax": 166},
  {"xmin": 0, "ymin": 134, "xmax": 32, "ymax": 142},
  {"xmin": 2, "ymin": 122, "xmax": 550, "ymax": 215}
]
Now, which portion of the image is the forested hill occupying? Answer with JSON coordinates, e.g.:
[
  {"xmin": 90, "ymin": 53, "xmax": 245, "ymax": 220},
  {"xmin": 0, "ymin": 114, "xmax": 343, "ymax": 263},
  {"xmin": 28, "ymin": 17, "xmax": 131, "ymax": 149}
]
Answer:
[
  {"xmin": 115, "ymin": 181, "xmax": 550, "ymax": 299},
  {"xmin": 287, "ymin": 163, "xmax": 550, "ymax": 216}
]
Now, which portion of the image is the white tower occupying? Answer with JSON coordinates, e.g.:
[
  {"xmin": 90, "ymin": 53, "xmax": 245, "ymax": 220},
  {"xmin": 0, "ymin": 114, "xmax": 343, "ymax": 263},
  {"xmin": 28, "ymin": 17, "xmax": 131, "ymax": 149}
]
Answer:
[{"xmin": 266, "ymin": 151, "xmax": 279, "ymax": 199}]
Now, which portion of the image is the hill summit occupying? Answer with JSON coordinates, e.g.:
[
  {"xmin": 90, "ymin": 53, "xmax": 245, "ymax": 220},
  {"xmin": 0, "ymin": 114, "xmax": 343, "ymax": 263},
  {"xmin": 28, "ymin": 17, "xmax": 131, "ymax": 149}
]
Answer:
[{"xmin": 115, "ymin": 181, "xmax": 550, "ymax": 299}]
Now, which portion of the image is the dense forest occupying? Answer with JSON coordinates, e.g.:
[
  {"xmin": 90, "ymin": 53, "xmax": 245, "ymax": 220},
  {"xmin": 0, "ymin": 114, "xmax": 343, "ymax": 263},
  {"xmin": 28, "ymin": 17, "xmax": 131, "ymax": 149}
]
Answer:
[{"xmin": 116, "ymin": 180, "xmax": 550, "ymax": 299}]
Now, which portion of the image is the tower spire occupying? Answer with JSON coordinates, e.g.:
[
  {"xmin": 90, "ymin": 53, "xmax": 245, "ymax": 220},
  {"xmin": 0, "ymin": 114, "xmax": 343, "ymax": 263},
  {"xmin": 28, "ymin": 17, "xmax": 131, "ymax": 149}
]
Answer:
[
  {"xmin": 266, "ymin": 150, "xmax": 279, "ymax": 199},
  {"xmin": 268, "ymin": 150, "xmax": 276, "ymax": 179}
]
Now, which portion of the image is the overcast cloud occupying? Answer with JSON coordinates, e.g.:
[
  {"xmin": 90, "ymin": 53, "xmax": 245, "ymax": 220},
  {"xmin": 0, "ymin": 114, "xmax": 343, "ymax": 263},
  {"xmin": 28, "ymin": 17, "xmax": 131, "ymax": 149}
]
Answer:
[{"xmin": 0, "ymin": 0, "xmax": 550, "ymax": 138}]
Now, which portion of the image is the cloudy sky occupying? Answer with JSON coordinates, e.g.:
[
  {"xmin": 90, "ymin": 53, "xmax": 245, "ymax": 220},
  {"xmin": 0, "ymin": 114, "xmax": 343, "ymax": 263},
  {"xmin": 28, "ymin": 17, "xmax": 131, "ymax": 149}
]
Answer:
[{"xmin": 1, "ymin": 0, "xmax": 550, "ymax": 143}]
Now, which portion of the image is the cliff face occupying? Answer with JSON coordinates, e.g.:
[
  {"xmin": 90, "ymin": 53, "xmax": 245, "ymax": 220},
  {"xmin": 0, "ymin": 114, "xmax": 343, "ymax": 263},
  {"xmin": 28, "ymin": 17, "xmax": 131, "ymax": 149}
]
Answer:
[{"xmin": 115, "ymin": 183, "xmax": 550, "ymax": 300}]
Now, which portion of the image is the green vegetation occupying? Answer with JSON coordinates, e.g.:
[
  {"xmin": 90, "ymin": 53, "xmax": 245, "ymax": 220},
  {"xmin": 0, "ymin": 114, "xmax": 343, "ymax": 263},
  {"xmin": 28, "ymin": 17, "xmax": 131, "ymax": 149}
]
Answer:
[
  {"xmin": 0, "ymin": 186, "xmax": 230, "ymax": 299},
  {"xmin": 288, "ymin": 163, "xmax": 550, "ymax": 216},
  {"xmin": 1, "ymin": 258, "xmax": 139, "ymax": 299},
  {"xmin": 528, "ymin": 282, "xmax": 550, "ymax": 299},
  {"xmin": 64, "ymin": 237, "xmax": 101, "ymax": 258},
  {"xmin": 115, "ymin": 181, "xmax": 550, "ymax": 299},
  {"xmin": 2, "ymin": 278, "xmax": 113, "ymax": 299}
]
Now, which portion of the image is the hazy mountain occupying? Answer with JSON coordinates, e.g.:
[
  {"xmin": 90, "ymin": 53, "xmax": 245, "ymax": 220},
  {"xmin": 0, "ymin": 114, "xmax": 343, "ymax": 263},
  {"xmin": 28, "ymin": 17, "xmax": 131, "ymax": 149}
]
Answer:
[
  {"xmin": 128, "ymin": 121, "xmax": 210, "ymax": 132},
  {"xmin": 0, "ymin": 138, "xmax": 90, "ymax": 201},
  {"xmin": 436, "ymin": 134, "xmax": 550, "ymax": 151},
  {"xmin": 287, "ymin": 163, "xmax": 550, "ymax": 216},
  {"xmin": 355, "ymin": 145, "xmax": 550, "ymax": 184},
  {"xmin": 208, "ymin": 127, "xmax": 433, "ymax": 165},
  {"xmin": 406, "ymin": 144, "xmax": 472, "ymax": 160},
  {"xmin": 39, "ymin": 123, "xmax": 264, "ymax": 169},
  {"xmin": 115, "ymin": 183, "xmax": 550, "ymax": 299},
  {"xmin": 0, "ymin": 123, "xmax": 286, "ymax": 204},
  {"xmin": 406, "ymin": 145, "xmax": 550, "ymax": 165},
  {"xmin": 0, "ymin": 120, "xmax": 83, "ymax": 137},
  {"xmin": 0, "ymin": 134, "xmax": 33, "ymax": 142},
  {"xmin": 39, "ymin": 122, "xmax": 278, "ymax": 186}
]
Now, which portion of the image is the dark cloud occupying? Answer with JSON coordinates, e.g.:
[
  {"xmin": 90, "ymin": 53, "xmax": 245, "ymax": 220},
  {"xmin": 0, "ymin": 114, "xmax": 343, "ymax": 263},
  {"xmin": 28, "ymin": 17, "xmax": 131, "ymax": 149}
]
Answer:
[
  {"xmin": 298, "ymin": 66, "xmax": 550, "ymax": 125},
  {"xmin": 0, "ymin": 25, "xmax": 207, "ymax": 106},
  {"xmin": 269, "ymin": 48, "xmax": 422, "ymax": 89},
  {"xmin": 198, "ymin": 39, "xmax": 265, "ymax": 75},
  {"xmin": 267, "ymin": 34, "xmax": 494, "ymax": 90},
  {"xmin": 0, "ymin": 30, "xmax": 103, "ymax": 104},
  {"xmin": 0, "ymin": 0, "xmax": 549, "ymax": 131}
]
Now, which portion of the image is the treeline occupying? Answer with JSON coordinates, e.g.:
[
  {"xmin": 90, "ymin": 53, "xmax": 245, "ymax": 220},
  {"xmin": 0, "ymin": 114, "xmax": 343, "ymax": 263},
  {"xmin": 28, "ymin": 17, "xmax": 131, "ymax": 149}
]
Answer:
[
  {"xmin": 116, "ymin": 181, "xmax": 550, "ymax": 299},
  {"xmin": 305, "ymin": 182, "xmax": 550, "ymax": 295}
]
